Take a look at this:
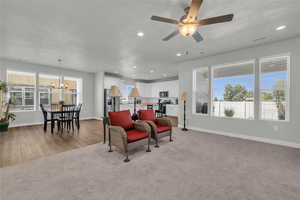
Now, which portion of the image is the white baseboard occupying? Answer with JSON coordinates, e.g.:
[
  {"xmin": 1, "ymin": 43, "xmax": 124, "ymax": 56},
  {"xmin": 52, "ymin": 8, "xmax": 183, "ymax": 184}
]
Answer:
[
  {"xmin": 93, "ymin": 117, "xmax": 103, "ymax": 120},
  {"xmin": 178, "ymin": 124, "xmax": 300, "ymax": 149},
  {"xmin": 9, "ymin": 117, "xmax": 99, "ymax": 128},
  {"xmin": 10, "ymin": 122, "xmax": 43, "ymax": 128}
]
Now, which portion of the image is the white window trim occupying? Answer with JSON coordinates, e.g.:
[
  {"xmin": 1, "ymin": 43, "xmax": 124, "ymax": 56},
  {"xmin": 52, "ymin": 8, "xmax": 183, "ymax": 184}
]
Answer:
[
  {"xmin": 211, "ymin": 60, "xmax": 255, "ymax": 120},
  {"xmin": 5, "ymin": 71, "xmax": 84, "ymax": 112},
  {"xmin": 39, "ymin": 88, "xmax": 51, "ymax": 106},
  {"xmin": 192, "ymin": 67, "xmax": 210, "ymax": 116},
  {"xmin": 38, "ymin": 73, "xmax": 61, "ymax": 110},
  {"xmin": 258, "ymin": 54, "xmax": 290, "ymax": 122},
  {"xmin": 7, "ymin": 70, "xmax": 37, "ymax": 112},
  {"xmin": 192, "ymin": 54, "xmax": 290, "ymax": 122},
  {"xmin": 63, "ymin": 76, "xmax": 83, "ymax": 105}
]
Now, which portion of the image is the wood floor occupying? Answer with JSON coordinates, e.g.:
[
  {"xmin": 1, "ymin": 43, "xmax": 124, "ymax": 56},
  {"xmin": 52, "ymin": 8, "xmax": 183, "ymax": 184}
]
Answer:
[
  {"xmin": 0, "ymin": 117, "xmax": 178, "ymax": 168},
  {"xmin": 0, "ymin": 120, "xmax": 104, "ymax": 168}
]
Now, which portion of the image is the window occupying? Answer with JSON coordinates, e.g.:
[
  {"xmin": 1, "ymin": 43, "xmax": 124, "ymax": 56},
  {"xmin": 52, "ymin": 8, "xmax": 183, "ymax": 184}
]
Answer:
[
  {"xmin": 7, "ymin": 71, "xmax": 36, "ymax": 111},
  {"xmin": 38, "ymin": 74, "xmax": 61, "ymax": 107},
  {"xmin": 63, "ymin": 77, "xmax": 82, "ymax": 105},
  {"xmin": 260, "ymin": 56, "xmax": 289, "ymax": 121},
  {"xmin": 120, "ymin": 85, "xmax": 135, "ymax": 104},
  {"xmin": 193, "ymin": 67, "xmax": 209, "ymax": 114},
  {"xmin": 212, "ymin": 61, "xmax": 255, "ymax": 119},
  {"xmin": 39, "ymin": 88, "xmax": 51, "ymax": 105}
]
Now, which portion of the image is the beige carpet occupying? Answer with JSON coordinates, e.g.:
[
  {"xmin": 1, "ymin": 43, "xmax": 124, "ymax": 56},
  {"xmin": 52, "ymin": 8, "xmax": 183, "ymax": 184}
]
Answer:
[{"xmin": 1, "ymin": 128, "xmax": 300, "ymax": 200}]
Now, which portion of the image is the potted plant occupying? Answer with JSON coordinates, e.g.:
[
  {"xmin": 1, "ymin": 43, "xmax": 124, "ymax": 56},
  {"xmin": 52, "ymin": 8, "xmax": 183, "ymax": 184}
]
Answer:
[
  {"xmin": 224, "ymin": 108, "xmax": 235, "ymax": 117},
  {"xmin": 0, "ymin": 81, "xmax": 16, "ymax": 132}
]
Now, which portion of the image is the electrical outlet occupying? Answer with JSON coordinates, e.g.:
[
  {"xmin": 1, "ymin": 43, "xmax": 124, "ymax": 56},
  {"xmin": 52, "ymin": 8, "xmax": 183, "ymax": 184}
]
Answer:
[{"xmin": 273, "ymin": 125, "xmax": 279, "ymax": 132}]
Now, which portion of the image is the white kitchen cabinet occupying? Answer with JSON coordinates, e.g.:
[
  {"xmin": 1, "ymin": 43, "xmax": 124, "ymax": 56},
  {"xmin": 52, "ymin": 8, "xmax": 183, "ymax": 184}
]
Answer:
[
  {"xmin": 129, "ymin": 79, "xmax": 179, "ymax": 98},
  {"xmin": 151, "ymin": 85, "xmax": 159, "ymax": 98},
  {"xmin": 137, "ymin": 82, "xmax": 153, "ymax": 97},
  {"xmin": 169, "ymin": 81, "xmax": 179, "ymax": 98},
  {"xmin": 149, "ymin": 80, "xmax": 178, "ymax": 98},
  {"xmin": 166, "ymin": 104, "xmax": 179, "ymax": 117}
]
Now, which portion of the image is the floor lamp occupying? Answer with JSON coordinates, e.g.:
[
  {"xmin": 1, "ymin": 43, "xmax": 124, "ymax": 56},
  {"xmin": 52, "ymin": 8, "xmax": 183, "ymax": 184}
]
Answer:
[
  {"xmin": 108, "ymin": 85, "xmax": 121, "ymax": 152},
  {"xmin": 180, "ymin": 92, "xmax": 188, "ymax": 131},
  {"xmin": 129, "ymin": 87, "xmax": 139, "ymax": 121},
  {"xmin": 108, "ymin": 85, "xmax": 121, "ymax": 112}
]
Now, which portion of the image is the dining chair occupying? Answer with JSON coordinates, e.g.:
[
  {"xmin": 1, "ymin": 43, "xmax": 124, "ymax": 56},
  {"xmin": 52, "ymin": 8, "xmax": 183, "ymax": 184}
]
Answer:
[
  {"xmin": 40, "ymin": 104, "xmax": 59, "ymax": 133},
  {"xmin": 73, "ymin": 103, "xmax": 82, "ymax": 130},
  {"xmin": 58, "ymin": 104, "xmax": 76, "ymax": 134}
]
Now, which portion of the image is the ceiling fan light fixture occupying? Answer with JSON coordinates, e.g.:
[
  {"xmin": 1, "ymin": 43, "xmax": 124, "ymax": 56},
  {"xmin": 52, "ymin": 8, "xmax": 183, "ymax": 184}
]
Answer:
[{"xmin": 179, "ymin": 24, "xmax": 197, "ymax": 36}]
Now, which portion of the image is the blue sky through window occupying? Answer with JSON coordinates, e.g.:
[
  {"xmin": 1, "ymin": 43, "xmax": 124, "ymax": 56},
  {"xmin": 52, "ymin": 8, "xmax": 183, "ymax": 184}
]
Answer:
[
  {"xmin": 213, "ymin": 72, "xmax": 286, "ymax": 100},
  {"xmin": 121, "ymin": 85, "xmax": 134, "ymax": 97}
]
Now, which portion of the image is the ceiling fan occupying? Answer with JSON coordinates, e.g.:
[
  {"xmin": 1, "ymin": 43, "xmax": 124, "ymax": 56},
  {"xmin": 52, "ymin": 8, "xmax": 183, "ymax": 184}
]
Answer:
[{"xmin": 150, "ymin": 0, "xmax": 234, "ymax": 42}]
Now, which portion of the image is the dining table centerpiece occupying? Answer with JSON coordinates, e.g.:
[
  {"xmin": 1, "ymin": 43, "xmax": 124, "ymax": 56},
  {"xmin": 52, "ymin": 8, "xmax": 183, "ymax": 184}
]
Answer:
[{"xmin": 0, "ymin": 80, "xmax": 16, "ymax": 132}]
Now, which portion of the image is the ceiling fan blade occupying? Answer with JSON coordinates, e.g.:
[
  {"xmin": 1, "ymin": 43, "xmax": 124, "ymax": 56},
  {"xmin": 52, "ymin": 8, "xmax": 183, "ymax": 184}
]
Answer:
[
  {"xmin": 192, "ymin": 31, "xmax": 203, "ymax": 42},
  {"xmin": 186, "ymin": 0, "xmax": 203, "ymax": 22},
  {"xmin": 162, "ymin": 30, "xmax": 180, "ymax": 41},
  {"xmin": 151, "ymin": 16, "xmax": 179, "ymax": 25},
  {"xmin": 196, "ymin": 14, "xmax": 234, "ymax": 26}
]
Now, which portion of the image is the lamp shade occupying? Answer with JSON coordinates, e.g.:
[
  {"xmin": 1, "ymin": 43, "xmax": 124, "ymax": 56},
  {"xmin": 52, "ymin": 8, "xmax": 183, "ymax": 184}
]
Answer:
[
  {"xmin": 108, "ymin": 85, "xmax": 121, "ymax": 97},
  {"xmin": 129, "ymin": 87, "xmax": 140, "ymax": 97},
  {"xmin": 180, "ymin": 92, "xmax": 188, "ymax": 101}
]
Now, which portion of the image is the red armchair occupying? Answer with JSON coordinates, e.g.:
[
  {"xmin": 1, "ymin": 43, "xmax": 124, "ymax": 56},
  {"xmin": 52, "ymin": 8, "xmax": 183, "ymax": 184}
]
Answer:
[
  {"xmin": 138, "ymin": 109, "xmax": 173, "ymax": 148},
  {"xmin": 108, "ymin": 110, "xmax": 151, "ymax": 162}
]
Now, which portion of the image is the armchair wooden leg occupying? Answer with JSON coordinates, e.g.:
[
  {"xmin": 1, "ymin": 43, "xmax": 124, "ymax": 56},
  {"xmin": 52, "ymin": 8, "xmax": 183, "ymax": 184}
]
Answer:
[
  {"xmin": 146, "ymin": 137, "xmax": 151, "ymax": 152},
  {"xmin": 155, "ymin": 136, "xmax": 159, "ymax": 148},
  {"xmin": 169, "ymin": 130, "xmax": 173, "ymax": 142},
  {"xmin": 124, "ymin": 151, "xmax": 130, "ymax": 162},
  {"xmin": 155, "ymin": 140, "xmax": 160, "ymax": 148}
]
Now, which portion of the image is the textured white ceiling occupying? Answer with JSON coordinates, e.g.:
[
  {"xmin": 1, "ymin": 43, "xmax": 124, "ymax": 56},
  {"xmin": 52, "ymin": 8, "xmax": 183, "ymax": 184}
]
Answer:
[{"xmin": 1, "ymin": 0, "xmax": 300, "ymax": 80}]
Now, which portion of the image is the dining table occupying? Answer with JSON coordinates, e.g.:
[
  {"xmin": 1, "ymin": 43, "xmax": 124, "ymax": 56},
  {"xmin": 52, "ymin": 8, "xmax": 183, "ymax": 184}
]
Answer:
[{"xmin": 45, "ymin": 108, "xmax": 74, "ymax": 133}]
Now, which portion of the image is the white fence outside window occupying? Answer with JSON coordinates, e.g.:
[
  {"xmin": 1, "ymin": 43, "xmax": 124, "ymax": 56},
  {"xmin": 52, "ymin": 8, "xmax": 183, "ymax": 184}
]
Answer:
[{"xmin": 213, "ymin": 101, "xmax": 285, "ymax": 120}]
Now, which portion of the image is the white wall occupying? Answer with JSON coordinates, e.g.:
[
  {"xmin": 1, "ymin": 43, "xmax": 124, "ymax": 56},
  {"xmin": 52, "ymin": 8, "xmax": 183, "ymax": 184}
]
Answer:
[
  {"xmin": 94, "ymin": 72, "xmax": 104, "ymax": 119},
  {"xmin": 178, "ymin": 37, "xmax": 300, "ymax": 145},
  {"xmin": 0, "ymin": 58, "xmax": 98, "ymax": 126}
]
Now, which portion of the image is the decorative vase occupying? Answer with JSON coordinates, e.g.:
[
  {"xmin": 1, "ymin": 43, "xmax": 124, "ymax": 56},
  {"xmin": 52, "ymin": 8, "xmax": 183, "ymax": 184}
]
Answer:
[{"xmin": 0, "ymin": 120, "xmax": 9, "ymax": 132}]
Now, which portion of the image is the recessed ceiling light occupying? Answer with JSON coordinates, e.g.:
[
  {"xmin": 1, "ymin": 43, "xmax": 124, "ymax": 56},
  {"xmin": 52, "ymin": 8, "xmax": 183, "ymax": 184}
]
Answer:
[
  {"xmin": 133, "ymin": 66, "xmax": 137, "ymax": 69},
  {"xmin": 176, "ymin": 53, "xmax": 182, "ymax": 57},
  {"xmin": 276, "ymin": 25, "xmax": 286, "ymax": 31},
  {"xmin": 114, "ymin": 71, "xmax": 119, "ymax": 74},
  {"xmin": 150, "ymin": 70, "xmax": 154, "ymax": 73},
  {"xmin": 137, "ymin": 32, "xmax": 144, "ymax": 37},
  {"xmin": 163, "ymin": 74, "xmax": 167, "ymax": 77}
]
